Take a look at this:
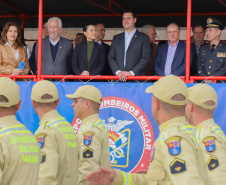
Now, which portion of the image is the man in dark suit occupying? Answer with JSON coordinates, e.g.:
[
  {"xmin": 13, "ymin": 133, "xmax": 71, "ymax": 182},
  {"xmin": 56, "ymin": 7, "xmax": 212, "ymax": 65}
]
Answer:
[
  {"xmin": 190, "ymin": 24, "xmax": 206, "ymax": 76},
  {"xmin": 153, "ymin": 23, "xmax": 192, "ymax": 76},
  {"xmin": 29, "ymin": 22, "xmax": 49, "ymax": 75},
  {"xmin": 108, "ymin": 10, "xmax": 150, "ymax": 81},
  {"xmin": 95, "ymin": 23, "xmax": 112, "ymax": 75},
  {"xmin": 35, "ymin": 17, "xmax": 73, "ymax": 75},
  {"xmin": 197, "ymin": 18, "xmax": 226, "ymax": 83},
  {"xmin": 141, "ymin": 25, "xmax": 158, "ymax": 76}
]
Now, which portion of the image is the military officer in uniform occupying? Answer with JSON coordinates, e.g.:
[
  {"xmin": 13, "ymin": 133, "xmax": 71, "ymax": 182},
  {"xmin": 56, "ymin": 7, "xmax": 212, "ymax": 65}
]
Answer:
[
  {"xmin": 186, "ymin": 84, "xmax": 226, "ymax": 184},
  {"xmin": 86, "ymin": 75, "xmax": 209, "ymax": 185},
  {"xmin": 66, "ymin": 85, "xmax": 111, "ymax": 185},
  {"xmin": 197, "ymin": 18, "xmax": 226, "ymax": 83},
  {"xmin": 0, "ymin": 77, "xmax": 40, "ymax": 185},
  {"xmin": 31, "ymin": 80, "xmax": 78, "ymax": 185}
]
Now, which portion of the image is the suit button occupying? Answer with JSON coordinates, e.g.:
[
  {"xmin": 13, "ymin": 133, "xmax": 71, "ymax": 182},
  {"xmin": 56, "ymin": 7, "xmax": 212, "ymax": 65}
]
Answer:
[
  {"xmin": 209, "ymin": 66, "xmax": 211, "ymax": 68},
  {"xmin": 208, "ymin": 72, "xmax": 210, "ymax": 75},
  {"xmin": 210, "ymin": 60, "xmax": 212, "ymax": 63}
]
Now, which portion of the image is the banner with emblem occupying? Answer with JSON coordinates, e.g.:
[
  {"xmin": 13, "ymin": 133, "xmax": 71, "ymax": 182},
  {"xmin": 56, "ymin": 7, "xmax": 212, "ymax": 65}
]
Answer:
[{"xmin": 16, "ymin": 82, "xmax": 226, "ymax": 172}]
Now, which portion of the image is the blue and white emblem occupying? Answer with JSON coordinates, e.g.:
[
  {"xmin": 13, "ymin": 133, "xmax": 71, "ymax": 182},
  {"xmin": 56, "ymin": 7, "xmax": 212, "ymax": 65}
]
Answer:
[
  {"xmin": 203, "ymin": 136, "xmax": 215, "ymax": 152},
  {"xmin": 36, "ymin": 133, "xmax": 46, "ymax": 148},
  {"xmin": 165, "ymin": 136, "xmax": 181, "ymax": 155},
  {"xmin": 83, "ymin": 132, "xmax": 93, "ymax": 146}
]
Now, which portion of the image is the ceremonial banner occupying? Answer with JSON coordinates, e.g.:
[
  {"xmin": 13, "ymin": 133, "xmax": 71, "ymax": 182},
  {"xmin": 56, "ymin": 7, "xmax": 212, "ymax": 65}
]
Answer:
[{"xmin": 16, "ymin": 82, "xmax": 226, "ymax": 172}]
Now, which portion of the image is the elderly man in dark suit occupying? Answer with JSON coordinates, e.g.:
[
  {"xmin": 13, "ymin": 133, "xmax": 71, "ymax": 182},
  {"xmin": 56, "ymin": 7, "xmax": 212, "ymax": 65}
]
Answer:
[
  {"xmin": 154, "ymin": 23, "xmax": 192, "ymax": 76},
  {"xmin": 108, "ymin": 10, "xmax": 150, "ymax": 82},
  {"xmin": 35, "ymin": 17, "xmax": 73, "ymax": 75}
]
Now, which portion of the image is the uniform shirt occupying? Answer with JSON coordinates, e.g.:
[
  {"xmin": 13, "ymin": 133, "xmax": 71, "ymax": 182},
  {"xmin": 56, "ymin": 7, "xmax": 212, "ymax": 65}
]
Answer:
[
  {"xmin": 0, "ymin": 115, "xmax": 40, "ymax": 185},
  {"xmin": 35, "ymin": 110, "xmax": 78, "ymax": 185},
  {"xmin": 77, "ymin": 113, "xmax": 111, "ymax": 185},
  {"xmin": 197, "ymin": 41, "xmax": 226, "ymax": 76},
  {"xmin": 195, "ymin": 119, "xmax": 226, "ymax": 185},
  {"xmin": 111, "ymin": 116, "xmax": 209, "ymax": 185}
]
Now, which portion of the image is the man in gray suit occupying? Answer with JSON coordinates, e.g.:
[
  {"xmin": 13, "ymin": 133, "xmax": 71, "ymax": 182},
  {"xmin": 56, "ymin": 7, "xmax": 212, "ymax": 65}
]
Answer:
[
  {"xmin": 108, "ymin": 10, "xmax": 150, "ymax": 81},
  {"xmin": 35, "ymin": 17, "xmax": 73, "ymax": 75}
]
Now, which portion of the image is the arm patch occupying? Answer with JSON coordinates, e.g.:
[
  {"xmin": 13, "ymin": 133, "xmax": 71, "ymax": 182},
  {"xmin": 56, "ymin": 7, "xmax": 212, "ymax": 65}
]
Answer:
[
  {"xmin": 83, "ymin": 147, "xmax": 93, "ymax": 158},
  {"xmin": 170, "ymin": 158, "xmax": 186, "ymax": 174},
  {"xmin": 207, "ymin": 157, "xmax": 219, "ymax": 170}
]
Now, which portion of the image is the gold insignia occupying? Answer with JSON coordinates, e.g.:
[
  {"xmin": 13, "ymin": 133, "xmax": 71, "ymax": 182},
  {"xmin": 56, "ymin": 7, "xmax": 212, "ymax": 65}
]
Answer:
[
  {"xmin": 165, "ymin": 136, "xmax": 181, "ymax": 144},
  {"xmin": 207, "ymin": 18, "xmax": 212, "ymax": 24}
]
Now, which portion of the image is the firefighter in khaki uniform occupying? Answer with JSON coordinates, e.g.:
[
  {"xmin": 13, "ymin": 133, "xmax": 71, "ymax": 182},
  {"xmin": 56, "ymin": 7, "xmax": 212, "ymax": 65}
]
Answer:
[
  {"xmin": 86, "ymin": 75, "xmax": 209, "ymax": 185},
  {"xmin": 0, "ymin": 77, "xmax": 40, "ymax": 185},
  {"xmin": 31, "ymin": 80, "xmax": 78, "ymax": 185},
  {"xmin": 186, "ymin": 84, "xmax": 226, "ymax": 185},
  {"xmin": 66, "ymin": 85, "xmax": 111, "ymax": 185}
]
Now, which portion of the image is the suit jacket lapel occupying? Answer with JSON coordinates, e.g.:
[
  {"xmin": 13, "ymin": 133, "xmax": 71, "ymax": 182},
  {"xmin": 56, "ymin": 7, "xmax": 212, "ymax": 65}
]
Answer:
[
  {"xmin": 45, "ymin": 38, "xmax": 53, "ymax": 62},
  {"xmin": 163, "ymin": 43, "xmax": 168, "ymax": 66},
  {"xmin": 89, "ymin": 43, "xmax": 98, "ymax": 69},
  {"xmin": 172, "ymin": 41, "xmax": 182, "ymax": 63},
  {"xmin": 119, "ymin": 33, "xmax": 125, "ymax": 70},
  {"xmin": 54, "ymin": 38, "xmax": 63, "ymax": 63},
  {"xmin": 5, "ymin": 46, "xmax": 17, "ymax": 64},
  {"xmin": 127, "ymin": 30, "xmax": 138, "ymax": 51}
]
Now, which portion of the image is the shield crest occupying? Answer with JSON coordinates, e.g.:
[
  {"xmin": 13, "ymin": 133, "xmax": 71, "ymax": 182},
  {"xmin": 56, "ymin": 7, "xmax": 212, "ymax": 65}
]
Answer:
[
  {"xmin": 83, "ymin": 132, "xmax": 93, "ymax": 146},
  {"xmin": 203, "ymin": 136, "xmax": 215, "ymax": 152},
  {"xmin": 165, "ymin": 136, "xmax": 181, "ymax": 155}
]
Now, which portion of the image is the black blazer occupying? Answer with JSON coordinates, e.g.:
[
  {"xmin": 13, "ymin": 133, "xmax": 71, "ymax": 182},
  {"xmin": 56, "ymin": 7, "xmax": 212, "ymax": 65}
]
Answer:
[
  {"xmin": 71, "ymin": 41, "xmax": 105, "ymax": 75},
  {"xmin": 108, "ymin": 30, "xmax": 150, "ymax": 75}
]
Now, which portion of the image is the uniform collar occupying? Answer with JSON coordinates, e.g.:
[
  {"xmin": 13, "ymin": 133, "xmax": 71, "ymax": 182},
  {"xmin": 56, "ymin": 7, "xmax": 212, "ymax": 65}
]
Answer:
[
  {"xmin": 39, "ymin": 109, "xmax": 60, "ymax": 125},
  {"xmin": 195, "ymin": 118, "xmax": 214, "ymax": 132},
  {"xmin": 82, "ymin": 113, "xmax": 99, "ymax": 124},
  {"xmin": 159, "ymin": 116, "xmax": 187, "ymax": 133},
  {"xmin": 0, "ymin": 115, "xmax": 17, "ymax": 125}
]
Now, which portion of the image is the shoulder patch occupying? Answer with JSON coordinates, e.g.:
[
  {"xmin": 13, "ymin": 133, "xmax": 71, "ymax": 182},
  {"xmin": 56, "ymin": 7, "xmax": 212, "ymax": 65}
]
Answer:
[
  {"xmin": 207, "ymin": 157, "xmax": 219, "ymax": 170},
  {"xmin": 83, "ymin": 147, "xmax": 93, "ymax": 158},
  {"xmin": 202, "ymin": 136, "xmax": 215, "ymax": 152},
  {"xmin": 41, "ymin": 152, "xmax": 46, "ymax": 163},
  {"xmin": 36, "ymin": 133, "xmax": 46, "ymax": 148},
  {"xmin": 165, "ymin": 136, "xmax": 181, "ymax": 155},
  {"xmin": 83, "ymin": 132, "xmax": 94, "ymax": 146},
  {"xmin": 149, "ymin": 146, "xmax": 155, "ymax": 162},
  {"xmin": 170, "ymin": 158, "xmax": 186, "ymax": 174}
]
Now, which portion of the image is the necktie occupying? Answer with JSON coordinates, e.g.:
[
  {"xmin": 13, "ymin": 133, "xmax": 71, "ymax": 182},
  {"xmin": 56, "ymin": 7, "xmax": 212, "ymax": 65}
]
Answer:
[{"xmin": 211, "ymin": 44, "xmax": 216, "ymax": 53}]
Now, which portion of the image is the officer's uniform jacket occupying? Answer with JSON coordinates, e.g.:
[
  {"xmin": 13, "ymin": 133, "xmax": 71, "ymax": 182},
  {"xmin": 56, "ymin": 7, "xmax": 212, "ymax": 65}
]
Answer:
[
  {"xmin": 195, "ymin": 119, "xmax": 226, "ymax": 185},
  {"xmin": 77, "ymin": 114, "xmax": 111, "ymax": 185},
  {"xmin": 111, "ymin": 116, "xmax": 209, "ymax": 185},
  {"xmin": 0, "ymin": 115, "xmax": 40, "ymax": 185},
  {"xmin": 197, "ymin": 41, "xmax": 226, "ymax": 76},
  {"xmin": 35, "ymin": 110, "xmax": 78, "ymax": 185}
]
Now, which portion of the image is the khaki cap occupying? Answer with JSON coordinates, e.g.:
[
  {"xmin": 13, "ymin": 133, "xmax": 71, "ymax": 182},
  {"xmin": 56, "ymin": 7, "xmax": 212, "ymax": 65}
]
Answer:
[
  {"xmin": 66, "ymin": 85, "xmax": 102, "ymax": 104},
  {"xmin": 145, "ymin": 75, "xmax": 188, "ymax": 105},
  {"xmin": 31, "ymin": 80, "xmax": 59, "ymax": 103},
  {"xmin": 188, "ymin": 84, "xmax": 217, "ymax": 110},
  {"xmin": 0, "ymin": 77, "xmax": 20, "ymax": 107}
]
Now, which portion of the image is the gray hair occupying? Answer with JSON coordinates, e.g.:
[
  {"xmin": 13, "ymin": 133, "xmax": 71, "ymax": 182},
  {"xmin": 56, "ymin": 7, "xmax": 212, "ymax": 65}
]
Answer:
[
  {"xmin": 47, "ymin": 17, "xmax": 62, "ymax": 28},
  {"xmin": 141, "ymin": 25, "xmax": 155, "ymax": 34}
]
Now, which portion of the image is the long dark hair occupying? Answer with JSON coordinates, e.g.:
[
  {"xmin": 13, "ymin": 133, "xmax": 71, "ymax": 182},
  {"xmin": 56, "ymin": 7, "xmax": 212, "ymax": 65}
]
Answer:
[{"xmin": 0, "ymin": 22, "xmax": 23, "ymax": 49}]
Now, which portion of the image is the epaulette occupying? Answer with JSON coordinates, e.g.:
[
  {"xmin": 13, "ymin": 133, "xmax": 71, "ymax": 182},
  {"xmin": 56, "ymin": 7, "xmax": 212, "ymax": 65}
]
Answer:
[
  {"xmin": 160, "ymin": 129, "xmax": 169, "ymax": 145},
  {"xmin": 179, "ymin": 125, "xmax": 195, "ymax": 134},
  {"xmin": 46, "ymin": 117, "xmax": 68, "ymax": 128},
  {"xmin": 93, "ymin": 119, "xmax": 107, "ymax": 133}
]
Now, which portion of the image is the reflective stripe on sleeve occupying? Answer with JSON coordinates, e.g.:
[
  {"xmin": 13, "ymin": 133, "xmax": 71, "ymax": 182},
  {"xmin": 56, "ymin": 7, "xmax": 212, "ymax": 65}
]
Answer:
[{"xmin": 122, "ymin": 171, "xmax": 132, "ymax": 185}]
